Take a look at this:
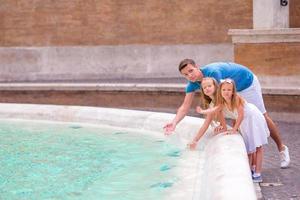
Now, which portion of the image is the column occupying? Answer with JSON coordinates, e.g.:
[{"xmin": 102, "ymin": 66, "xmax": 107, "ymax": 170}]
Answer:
[{"xmin": 253, "ymin": 0, "xmax": 289, "ymax": 29}]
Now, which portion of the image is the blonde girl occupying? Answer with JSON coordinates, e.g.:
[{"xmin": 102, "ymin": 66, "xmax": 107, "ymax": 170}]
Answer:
[
  {"xmin": 187, "ymin": 77, "xmax": 226, "ymax": 149},
  {"xmin": 216, "ymin": 78, "xmax": 269, "ymax": 183}
]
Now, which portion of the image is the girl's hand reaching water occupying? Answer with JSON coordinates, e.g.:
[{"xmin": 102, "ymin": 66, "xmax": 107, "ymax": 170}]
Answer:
[{"xmin": 187, "ymin": 141, "xmax": 197, "ymax": 150}]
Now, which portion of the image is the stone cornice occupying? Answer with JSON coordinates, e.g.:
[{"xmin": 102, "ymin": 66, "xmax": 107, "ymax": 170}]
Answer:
[{"xmin": 228, "ymin": 28, "xmax": 300, "ymax": 43}]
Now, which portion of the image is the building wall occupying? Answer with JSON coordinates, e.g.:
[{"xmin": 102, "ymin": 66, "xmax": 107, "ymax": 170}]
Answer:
[
  {"xmin": 290, "ymin": 0, "xmax": 300, "ymax": 28},
  {"xmin": 234, "ymin": 43, "xmax": 300, "ymax": 76},
  {"xmin": 0, "ymin": 44, "xmax": 233, "ymax": 82},
  {"xmin": 0, "ymin": 0, "xmax": 252, "ymax": 46},
  {"xmin": 0, "ymin": 1, "xmax": 299, "ymax": 82}
]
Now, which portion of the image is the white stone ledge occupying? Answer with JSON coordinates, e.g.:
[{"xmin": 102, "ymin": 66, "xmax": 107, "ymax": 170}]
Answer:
[
  {"xmin": 0, "ymin": 103, "xmax": 257, "ymax": 200},
  {"xmin": 228, "ymin": 28, "xmax": 300, "ymax": 43},
  {"xmin": 0, "ymin": 83, "xmax": 186, "ymax": 92}
]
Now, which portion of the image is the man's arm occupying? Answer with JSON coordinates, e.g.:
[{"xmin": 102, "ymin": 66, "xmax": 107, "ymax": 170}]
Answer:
[{"xmin": 164, "ymin": 92, "xmax": 195, "ymax": 135}]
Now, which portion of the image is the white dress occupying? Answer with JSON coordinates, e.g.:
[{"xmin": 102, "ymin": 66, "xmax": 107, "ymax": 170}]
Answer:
[{"xmin": 223, "ymin": 102, "xmax": 270, "ymax": 154}]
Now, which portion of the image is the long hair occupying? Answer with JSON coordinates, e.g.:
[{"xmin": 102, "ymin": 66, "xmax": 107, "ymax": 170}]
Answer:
[
  {"xmin": 200, "ymin": 77, "xmax": 219, "ymax": 109},
  {"xmin": 216, "ymin": 78, "xmax": 244, "ymax": 110}
]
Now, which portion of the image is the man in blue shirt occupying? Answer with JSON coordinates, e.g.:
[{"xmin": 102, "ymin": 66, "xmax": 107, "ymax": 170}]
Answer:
[{"xmin": 163, "ymin": 58, "xmax": 290, "ymax": 168}]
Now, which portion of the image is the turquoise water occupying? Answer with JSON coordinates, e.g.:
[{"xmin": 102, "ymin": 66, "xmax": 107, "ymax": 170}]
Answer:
[{"xmin": 0, "ymin": 120, "xmax": 181, "ymax": 200}]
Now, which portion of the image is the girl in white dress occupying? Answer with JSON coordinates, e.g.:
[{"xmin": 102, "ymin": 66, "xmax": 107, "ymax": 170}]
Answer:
[{"xmin": 218, "ymin": 78, "xmax": 269, "ymax": 182}]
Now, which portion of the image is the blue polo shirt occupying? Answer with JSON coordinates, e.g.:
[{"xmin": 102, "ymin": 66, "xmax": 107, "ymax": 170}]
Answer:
[{"xmin": 186, "ymin": 62, "xmax": 254, "ymax": 93}]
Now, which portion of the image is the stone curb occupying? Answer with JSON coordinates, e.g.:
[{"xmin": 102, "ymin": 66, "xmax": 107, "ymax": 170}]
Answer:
[{"xmin": 0, "ymin": 82, "xmax": 299, "ymax": 96}]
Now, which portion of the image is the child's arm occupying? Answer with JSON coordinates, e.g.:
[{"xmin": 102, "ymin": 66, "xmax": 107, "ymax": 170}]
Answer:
[
  {"xmin": 215, "ymin": 110, "xmax": 227, "ymax": 133},
  {"xmin": 231, "ymin": 119, "xmax": 236, "ymax": 127},
  {"xmin": 188, "ymin": 114, "xmax": 213, "ymax": 150},
  {"xmin": 229, "ymin": 105, "xmax": 244, "ymax": 134},
  {"xmin": 196, "ymin": 105, "xmax": 221, "ymax": 115}
]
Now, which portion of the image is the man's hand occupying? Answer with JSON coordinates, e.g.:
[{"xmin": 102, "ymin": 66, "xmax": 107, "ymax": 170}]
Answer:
[{"xmin": 163, "ymin": 122, "xmax": 176, "ymax": 135}]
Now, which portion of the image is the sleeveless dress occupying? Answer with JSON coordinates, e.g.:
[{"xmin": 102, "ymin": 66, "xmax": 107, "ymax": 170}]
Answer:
[{"xmin": 223, "ymin": 102, "xmax": 270, "ymax": 154}]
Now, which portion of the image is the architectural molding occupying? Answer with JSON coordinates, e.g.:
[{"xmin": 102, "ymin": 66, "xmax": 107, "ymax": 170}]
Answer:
[{"xmin": 228, "ymin": 28, "xmax": 300, "ymax": 43}]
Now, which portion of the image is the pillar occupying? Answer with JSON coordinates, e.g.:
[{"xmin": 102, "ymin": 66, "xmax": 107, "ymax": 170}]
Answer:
[{"xmin": 253, "ymin": 0, "xmax": 289, "ymax": 29}]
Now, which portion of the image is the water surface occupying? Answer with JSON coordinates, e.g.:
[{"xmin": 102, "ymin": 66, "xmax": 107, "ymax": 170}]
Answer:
[{"xmin": 0, "ymin": 120, "xmax": 181, "ymax": 200}]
